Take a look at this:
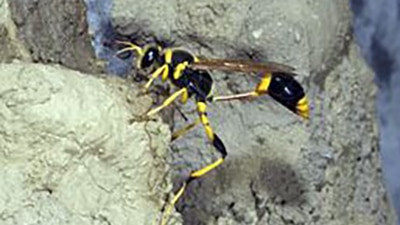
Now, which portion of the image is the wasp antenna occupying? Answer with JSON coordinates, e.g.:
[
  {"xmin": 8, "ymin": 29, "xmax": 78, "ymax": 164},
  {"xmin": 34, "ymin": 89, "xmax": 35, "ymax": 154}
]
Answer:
[
  {"xmin": 153, "ymin": 36, "xmax": 176, "ymax": 49},
  {"xmin": 115, "ymin": 40, "xmax": 144, "ymax": 57}
]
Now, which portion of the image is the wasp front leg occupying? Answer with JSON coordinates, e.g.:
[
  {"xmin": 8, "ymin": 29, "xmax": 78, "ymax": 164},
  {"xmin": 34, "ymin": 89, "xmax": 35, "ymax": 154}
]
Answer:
[
  {"xmin": 142, "ymin": 64, "xmax": 170, "ymax": 92},
  {"xmin": 146, "ymin": 88, "xmax": 189, "ymax": 117}
]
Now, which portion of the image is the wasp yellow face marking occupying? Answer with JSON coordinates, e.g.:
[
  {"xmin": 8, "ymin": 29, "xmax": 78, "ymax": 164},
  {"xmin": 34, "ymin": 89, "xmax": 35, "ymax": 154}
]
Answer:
[
  {"xmin": 296, "ymin": 96, "xmax": 310, "ymax": 119},
  {"xmin": 191, "ymin": 158, "xmax": 224, "ymax": 178},
  {"xmin": 256, "ymin": 73, "xmax": 272, "ymax": 94}
]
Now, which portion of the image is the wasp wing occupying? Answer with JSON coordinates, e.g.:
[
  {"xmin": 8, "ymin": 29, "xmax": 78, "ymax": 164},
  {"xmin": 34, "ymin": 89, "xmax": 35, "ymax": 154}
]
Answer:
[{"xmin": 189, "ymin": 58, "xmax": 297, "ymax": 76}]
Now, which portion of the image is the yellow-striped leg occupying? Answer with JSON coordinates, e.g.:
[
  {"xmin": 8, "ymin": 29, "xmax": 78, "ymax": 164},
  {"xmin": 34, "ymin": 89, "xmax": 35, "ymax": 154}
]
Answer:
[
  {"xmin": 171, "ymin": 118, "xmax": 201, "ymax": 141},
  {"xmin": 211, "ymin": 91, "xmax": 259, "ymax": 102},
  {"xmin": 146, "ymin": 88, "xmax": 188, "ymax": 117},
  {"xmin": 143, "ymin": 64, "xmax": 170, "ymax": 91},
  {"xmin": 160, "ymin": 99, "xmax": 227, "ymax": 225},
  {"xmin": 211, "ymin": 72, "xmax": 272, "ymax": 102}
]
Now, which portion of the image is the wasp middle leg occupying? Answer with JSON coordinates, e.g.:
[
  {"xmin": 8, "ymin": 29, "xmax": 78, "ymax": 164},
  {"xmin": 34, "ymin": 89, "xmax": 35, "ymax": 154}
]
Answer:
[{"xmin": 160, "ymin": 99, "xmax": 227, "ymax": 225}]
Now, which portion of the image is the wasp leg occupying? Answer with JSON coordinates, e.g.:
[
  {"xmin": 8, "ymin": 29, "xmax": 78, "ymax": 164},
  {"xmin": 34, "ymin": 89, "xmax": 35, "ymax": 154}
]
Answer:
[
  {"xmin": 143, "ymin": 64, "xmax": 169, "ymax": 91},
  {"xmin": 160, "ymin": 99, "xmax": 227, "ymax": 225},
  {"xmin": 211, "ymin": 91, "xmax": 258, "ymax": 102},
  {"xmin": 211, "ymin": 73, "xmax": 271, "ymax": 101},
  {"xmin": 171, "ymin": 118, "xmax": 201, "ymax": 141},
  {"xmin": 146, "ymin": 88, "xmax": 188, "ymax": 117}
]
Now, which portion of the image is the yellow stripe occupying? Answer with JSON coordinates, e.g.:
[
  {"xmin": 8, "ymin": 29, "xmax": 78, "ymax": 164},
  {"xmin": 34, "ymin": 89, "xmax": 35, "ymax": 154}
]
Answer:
[
  {"xmin": 256, "ymin": 73, "xmax": 272, "ymax": 94},
  {"xmin": 197, "ymin": 102, "xmax": 207, "ymax": 113},
  {"xmin": 200, "ymin": 114, "xmax": 209, "ymax": 125},
  {"xmin": 296, "ymin": 96, "xmax": 310, "ymax": 119},
  {"xmin": 161, "ymin": 64, "xmax": 169, "ymax": 82},
  {"xmin": 173, "ymin": 62, "xmax": 188, "ymax": 80},
  {"xmin": 165, "ymin": 49, "xmax": 173, "ymax": 64},
  {"xmin": 191, "ymin": 158, "xmax": 224, "ymax": 178},
  {"xmin": 181, "ymin": 88, "xmax": 189, "ymax": 103},
  {"xmin": 204, "ymin": 126, "xmax": 214, "ymax": 140}
]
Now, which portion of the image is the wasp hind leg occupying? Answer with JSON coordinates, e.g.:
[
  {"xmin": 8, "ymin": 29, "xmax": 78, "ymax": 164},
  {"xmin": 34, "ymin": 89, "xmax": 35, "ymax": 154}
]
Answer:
[
  {"xmin": 210, "ymin": 72, "xmax": 271, "ymax": 102},
  {"xmin": 160, "ymin": 99, "xmax": 227, "ymax": 225},
  {"xmin": 171, "ymin": 118, "xmax": 201, "ymax": 141}
]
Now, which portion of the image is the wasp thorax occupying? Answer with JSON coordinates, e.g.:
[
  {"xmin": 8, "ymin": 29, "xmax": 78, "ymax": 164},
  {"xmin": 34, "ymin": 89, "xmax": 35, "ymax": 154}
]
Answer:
[{"xmin": 139, "ymin": 46, "xmax": 160, "ymax": 70}]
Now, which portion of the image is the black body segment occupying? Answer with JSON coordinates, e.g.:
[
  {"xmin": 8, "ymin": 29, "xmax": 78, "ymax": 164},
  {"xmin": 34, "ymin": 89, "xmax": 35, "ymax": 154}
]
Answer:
[
  {"xmin": 140, "ymin": 46, "xmax": 160, "ymax": 69},
  {"xmin": 169, "ymin": 49, "xmax": 196, "ymax": 66},
  {"xmin": 180, "ymin": 68, "xmax": 213, "ymax": 100},
  {"xmin": 268, "ymin": 73, "xmax": 306, "ymax": 113}
]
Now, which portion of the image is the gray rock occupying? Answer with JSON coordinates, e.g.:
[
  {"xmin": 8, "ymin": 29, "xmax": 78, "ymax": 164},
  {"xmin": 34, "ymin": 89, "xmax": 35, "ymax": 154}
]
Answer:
[
  {"xmin": 110, "ymin": 0, "xmax": 396, "ymax": 224},
  {"xmin": 0, "ymin": 0, "xmax": 31, "ymax": 62},
  {"xmin": 8, "ymin": 0, "xmax": 102, "ymax": 73},
  {"xmin": 350, "ymin": 1, "xmax": 400, "ymax": 224},
  {"xmin": 0, "ymin": 62, "xmax": 176, "ymax": 225}
]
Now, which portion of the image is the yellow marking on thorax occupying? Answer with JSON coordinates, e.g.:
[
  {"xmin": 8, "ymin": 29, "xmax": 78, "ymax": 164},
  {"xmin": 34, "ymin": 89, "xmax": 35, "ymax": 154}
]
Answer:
[
  {"xmin": 165, "ymin": 49, "xmax": 173, "ymax": 64},
  {"xmin": 173, "ymin": 62, "xmax": 188, "ymax": 80}
]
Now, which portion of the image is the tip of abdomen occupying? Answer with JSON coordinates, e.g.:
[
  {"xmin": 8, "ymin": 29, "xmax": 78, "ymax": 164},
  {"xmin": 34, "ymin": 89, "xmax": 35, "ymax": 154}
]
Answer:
[{"xmin": 296, "ymin": 96, "xmax": 310, "ymax": 120}]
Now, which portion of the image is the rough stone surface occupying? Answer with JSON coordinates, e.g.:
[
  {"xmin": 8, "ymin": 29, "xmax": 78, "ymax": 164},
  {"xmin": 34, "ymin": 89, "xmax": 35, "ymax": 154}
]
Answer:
[
  {"xmin": 110, "ymin": 0, "xmax": 396, "ymax": 225},
  {"xmin": 8, "ymin": 0, "xmax": 102, "ymax": 73},
  {"xmin": 0, "ymin": 0, "xmax": 31, "ymax": 62},
  {"xmin": 350, "ymin": 1, "xmax": 400, "ymax": 223},
  {"xmin": 0, "ymin": 63, "xmax": 176, "ymax": 225}
]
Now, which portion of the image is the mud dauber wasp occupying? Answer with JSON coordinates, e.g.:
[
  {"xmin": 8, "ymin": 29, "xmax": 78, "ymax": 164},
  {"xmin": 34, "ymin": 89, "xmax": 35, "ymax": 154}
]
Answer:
[{"xmin": 116, "ymin": 40, "xmax": 309, "ymax": 225}]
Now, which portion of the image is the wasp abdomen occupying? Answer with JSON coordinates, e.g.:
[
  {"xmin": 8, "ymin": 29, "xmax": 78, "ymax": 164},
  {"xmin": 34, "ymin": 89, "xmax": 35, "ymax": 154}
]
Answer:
[{"xmin": 269, "ymin": 73, "xmax": 308, "ymax": 118}]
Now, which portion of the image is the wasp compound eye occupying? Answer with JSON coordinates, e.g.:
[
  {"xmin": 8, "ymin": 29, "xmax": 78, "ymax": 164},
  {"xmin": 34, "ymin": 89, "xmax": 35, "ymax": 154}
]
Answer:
[{"xmin": 141, "ymin": 47, "xmax": 160, "ymax": 69}]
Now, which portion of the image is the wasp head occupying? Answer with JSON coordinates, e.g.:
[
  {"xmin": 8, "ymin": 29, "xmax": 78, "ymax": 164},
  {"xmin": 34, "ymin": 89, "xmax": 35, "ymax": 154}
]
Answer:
[{"xmin": 139, "ymin": 45, "xmax": 161, "ymax": 70}]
